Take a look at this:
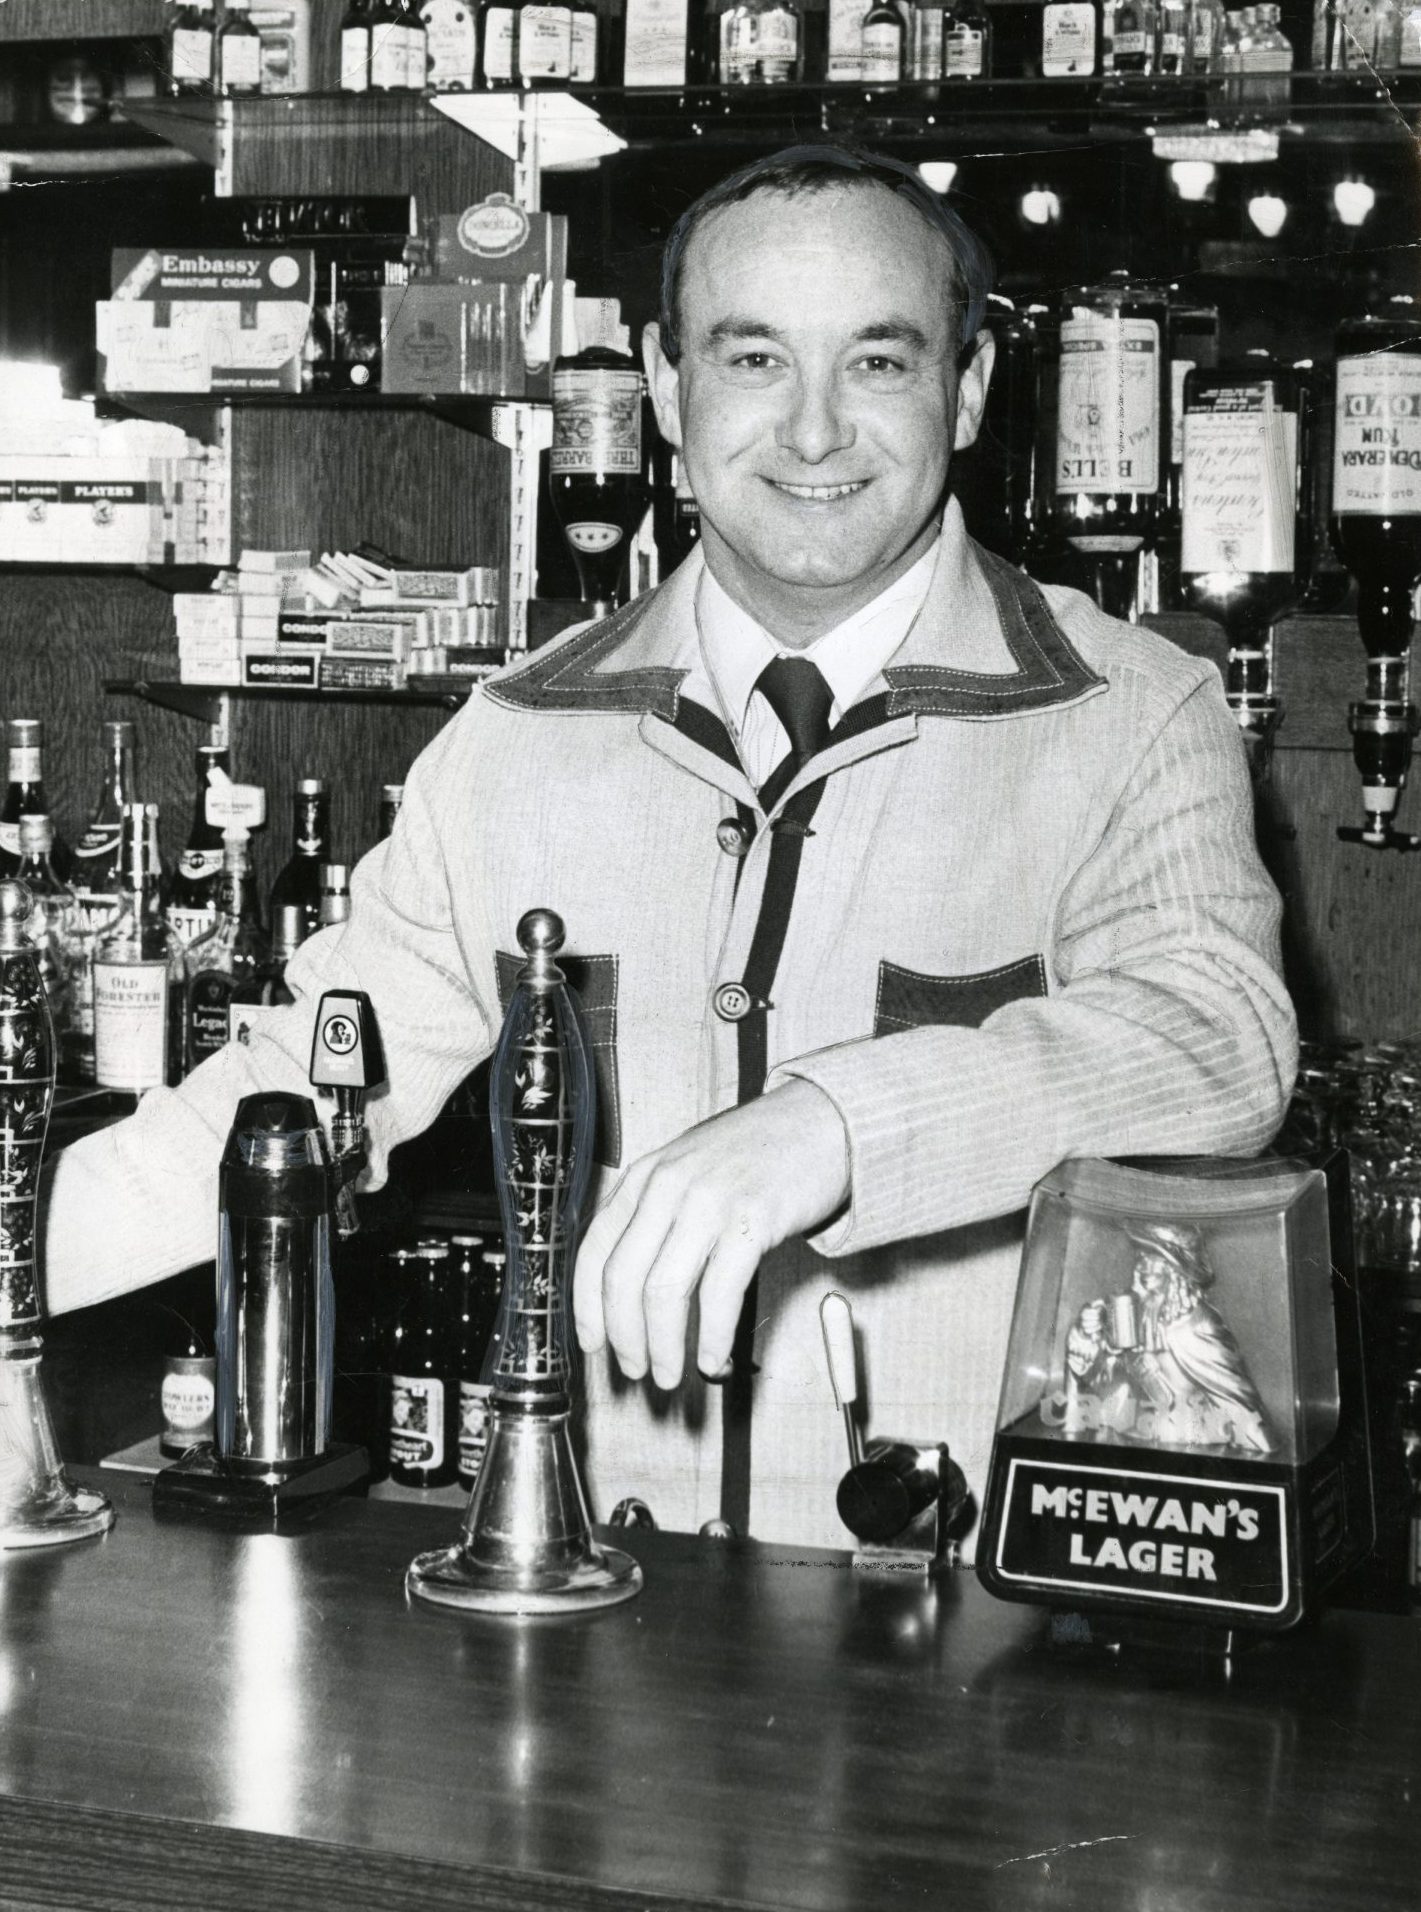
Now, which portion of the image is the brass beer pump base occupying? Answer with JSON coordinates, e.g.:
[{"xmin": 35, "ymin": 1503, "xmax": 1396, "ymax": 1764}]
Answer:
[
  {"xmin": 0, "ymin": 1481, "xmax": 114, "ymax": 1551},
  {"xmin": 406, "ymin": 1539, "xmax": 643, "ymax": 1617}
]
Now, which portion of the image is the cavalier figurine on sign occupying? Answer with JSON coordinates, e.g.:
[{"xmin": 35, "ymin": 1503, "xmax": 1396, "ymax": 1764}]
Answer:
[{"xmin": 1061, "ymin": 1221, "xmax": 1275, "ymax": 1456}]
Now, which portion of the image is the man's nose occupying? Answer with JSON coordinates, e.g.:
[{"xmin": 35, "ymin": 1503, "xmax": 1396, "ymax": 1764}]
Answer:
[{"xmin": 774, "ymin": 374, "xmax": 855, "ymax": 464}]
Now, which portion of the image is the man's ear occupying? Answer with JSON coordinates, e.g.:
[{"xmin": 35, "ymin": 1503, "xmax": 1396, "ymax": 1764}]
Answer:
[
  {"xmin": 643, "ymin": 321, "xmax": 683, "ymax": 451},
  {"xmin": 952, "ymin": 328, "xmax": 996, "ymax": 454}
]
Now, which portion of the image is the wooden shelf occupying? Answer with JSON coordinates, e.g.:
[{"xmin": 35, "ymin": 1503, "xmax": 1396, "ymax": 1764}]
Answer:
[
  {"xmin": 0, "ymin": 0, "xmax": 169, "ymax": 41},
  {"xmin": 105, "ymin": 676, "xmax": 480, "ymax": 722},
  {"xmin": 100, "ymin": 392, "xmax": 541, "ymax": 447}
]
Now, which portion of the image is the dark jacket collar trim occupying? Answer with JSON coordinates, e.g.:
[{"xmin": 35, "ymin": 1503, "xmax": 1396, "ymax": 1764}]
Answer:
[
  {"xmin": 883, "ymin": 546, "xmax": 1107, "ymax": 718},
  {"xmin": 484, "ymin": 593, "xmax": 686, "ymax": 718},
  {"xmin": 485, "ymin": 541, "xmax": 1105, "ymax": 723}
]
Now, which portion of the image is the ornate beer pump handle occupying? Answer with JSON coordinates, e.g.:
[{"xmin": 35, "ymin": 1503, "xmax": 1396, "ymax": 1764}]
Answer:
[
  {"xmin": 404, "ymin": 907, "xmax": 641, "ymax": 1615},
  {"xmin": 0, "ymin": 881, "xmax": 113, "ymax": 1547}
]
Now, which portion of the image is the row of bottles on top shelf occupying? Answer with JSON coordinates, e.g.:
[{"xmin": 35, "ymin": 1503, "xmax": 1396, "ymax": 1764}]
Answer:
[
  {"xmin": 0, "ymin": 718, "xmax": 407, "ymax": 1097},
  {"xmin": 545, "ymin": 276, "xmax": 1421, "ymax": 651},
  {"xmin": 161, "ymin": 1229, "xmax": 509, "ymax": 1496},
  {"xmin": 158, "ymin": 0, "xmax": 1420, "ymax": 95}
]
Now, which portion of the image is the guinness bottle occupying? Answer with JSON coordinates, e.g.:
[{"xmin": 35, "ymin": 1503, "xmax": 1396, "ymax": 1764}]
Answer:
[
  {"xmin": 549, "ymin": 307, "xmax": 648, "ymax": 619},
  {"xmin": 388, "ymin": 1242, "xmax": 459, "ymax": 1489}
]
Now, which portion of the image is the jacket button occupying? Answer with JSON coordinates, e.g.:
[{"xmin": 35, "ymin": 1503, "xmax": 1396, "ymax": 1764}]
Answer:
[
  {"xmin": 716, "ymin": 817, "xmax": 752, "ymax": 857},
  {"xmin": 713, "ymin": 982, "xmax": 752, "ymax": 1022}
]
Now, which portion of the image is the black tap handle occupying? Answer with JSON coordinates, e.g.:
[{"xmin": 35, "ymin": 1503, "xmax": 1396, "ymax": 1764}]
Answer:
[{"xmin": 309, "ymin": 990, "xmax": 387, "ymax": 1092}]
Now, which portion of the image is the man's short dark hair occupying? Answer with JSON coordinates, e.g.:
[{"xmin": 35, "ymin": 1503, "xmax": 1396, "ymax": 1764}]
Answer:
[{"xmin": 657, "ymin": 143, "xmax": 995, "ymax": 367}]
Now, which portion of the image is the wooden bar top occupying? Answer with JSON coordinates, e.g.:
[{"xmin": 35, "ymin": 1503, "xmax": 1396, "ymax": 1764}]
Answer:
[{"xmin": 1, "ymin": 1470, "xmax": 1418, "ymax": 1912}]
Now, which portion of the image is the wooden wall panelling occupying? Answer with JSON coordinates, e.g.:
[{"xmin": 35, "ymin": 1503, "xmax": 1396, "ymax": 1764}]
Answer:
[
  {"xmin": 225, "ymin": 97, "xmax": 516, "ymax": 209},
  {"xmin": 0, "ymin": 573, "xmax": 198, "ymax": 858},
  {"xmin": 0, "ymin": 1, "xmax": 169, "ymax": 40},
  {"xmin": 231, "ymin": 405, "xmax": 510, "ymax": 571}
]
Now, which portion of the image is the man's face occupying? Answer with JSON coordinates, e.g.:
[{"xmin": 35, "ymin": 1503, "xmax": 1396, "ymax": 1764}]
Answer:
[{"xmin": 644, "ymin": 185, "xmax": 993, "ymax": 634}]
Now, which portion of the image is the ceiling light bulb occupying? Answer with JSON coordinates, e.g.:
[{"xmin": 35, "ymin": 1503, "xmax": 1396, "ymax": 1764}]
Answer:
[
  {"xmin": 1246, "ymin": 192, "xmax": 1288, "ymax": 239},
  {"xmin": 1333, "ymin": 179, "xmax": 1376, "ymax": 227},
  {"xmin": 1170, "ymin": 160, "xmax": 1217, "ymax": 202},
  {"xmin": 1020, "ymin": 188, "xmax": 1061, "ymax": 227},
  {"xmin": 918, "ymin": 161, "xmax": 958, "ymax": 194}
]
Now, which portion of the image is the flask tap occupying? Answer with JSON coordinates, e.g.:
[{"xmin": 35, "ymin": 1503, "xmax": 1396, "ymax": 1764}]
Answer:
[{"xmin": 308, "ymin": 989, "xmax": 387, "ymax": 1236}]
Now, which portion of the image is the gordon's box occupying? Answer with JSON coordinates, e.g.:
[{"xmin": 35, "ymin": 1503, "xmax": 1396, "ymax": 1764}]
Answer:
[{"xmin": 98, "ymin": 247, "xmax": 314, "ymax": 395}]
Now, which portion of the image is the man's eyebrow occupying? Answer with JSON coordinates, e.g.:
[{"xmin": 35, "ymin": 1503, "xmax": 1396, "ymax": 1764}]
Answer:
[{"xmin": 698, "ymin": 317, "xmax": 934, "ymax": 350}]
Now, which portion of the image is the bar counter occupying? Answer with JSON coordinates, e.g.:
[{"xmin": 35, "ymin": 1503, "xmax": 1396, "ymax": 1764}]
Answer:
[{"xmin": 0, "ymin": 1470, "xmax": 1417, "ymax": 1912}]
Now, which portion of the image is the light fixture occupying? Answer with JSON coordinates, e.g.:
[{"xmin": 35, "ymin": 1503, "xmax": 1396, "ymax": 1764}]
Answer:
[
  {"xmin": 1246, "ymin": 192, "xmax": 1288, "ymax": 239},
  {"xmin": 918, "ymin": 161, "xmax": 958, "ymax": 194},
  {"xmin": 1169, "ymin": 160, "xmax": 1217, "ymax": 202},
  {"xmin": 1333, "ymin": 178, "xmax": 1377, "ymax": 227},
  {"xmin": 1020, "ymin": 188, "xmax": 1061, "ymax": 227}
]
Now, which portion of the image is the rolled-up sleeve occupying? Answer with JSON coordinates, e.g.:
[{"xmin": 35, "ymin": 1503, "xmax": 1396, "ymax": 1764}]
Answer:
[
  {"xmin": 42, "ymin": 707, "xmax": 492, "ymax": 1314},
  {"xmin": 768, "ymin": 670, "xmax": 1298, "ymax": 1257}
]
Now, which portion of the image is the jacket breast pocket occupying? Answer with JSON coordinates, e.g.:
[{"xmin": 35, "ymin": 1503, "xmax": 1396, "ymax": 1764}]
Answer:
[
  {"xmin": 495, "ymin": 950, "xmax": 622, "ymax": 1169},
  {"xmin": 873, "ymin": 954, "xmax": 1047, "ymax": 1036}
]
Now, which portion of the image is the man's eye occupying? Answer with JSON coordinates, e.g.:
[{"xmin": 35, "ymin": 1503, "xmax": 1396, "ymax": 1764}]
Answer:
[
  {"xmin": 730, "ymin": 351, "xmax": 777, "ymax": 370},
  {"xmin": 855, "ymin": 355, "xmax": 907, "ymax": 375}
]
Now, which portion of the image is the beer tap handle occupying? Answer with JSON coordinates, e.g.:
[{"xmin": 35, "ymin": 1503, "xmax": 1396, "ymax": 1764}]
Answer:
[
  {"xmin": 309, "ymin": 990, "xmax": 386, "ymax": 1235},
  {"xmin": 819, "ymin": 1291, "xmax": 864, "ymax": 1469}
]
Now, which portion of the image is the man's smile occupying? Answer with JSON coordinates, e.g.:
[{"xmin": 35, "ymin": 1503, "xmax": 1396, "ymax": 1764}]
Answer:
[{"xmin": 764, "ymin": 479, "xmax": 869, "ymax": 501}]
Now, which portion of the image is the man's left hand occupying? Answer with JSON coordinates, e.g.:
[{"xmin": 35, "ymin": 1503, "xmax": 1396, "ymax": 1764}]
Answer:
[{"xmin": 573, "ymin": 1080, "xmax": 850, "ymax": 1389}]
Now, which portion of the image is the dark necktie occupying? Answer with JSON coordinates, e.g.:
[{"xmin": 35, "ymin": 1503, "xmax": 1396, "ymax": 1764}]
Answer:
[{"xmin": 755, "ymin": 655, "xmax": 833, "ymax": 809}]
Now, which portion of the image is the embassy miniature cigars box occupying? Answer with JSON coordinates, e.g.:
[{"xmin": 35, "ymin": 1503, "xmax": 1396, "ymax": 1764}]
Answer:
[
  {"xmin": 98, "ymin": 248, "xmax": 314, "ymax": 395},
  {"xmin": 976, "ymin": 1154, "xmax": 1373, "ymax": 1634}
]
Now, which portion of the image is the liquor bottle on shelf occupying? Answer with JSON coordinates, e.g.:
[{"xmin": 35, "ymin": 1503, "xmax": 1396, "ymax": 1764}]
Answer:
[
  {"xmin": 269, "ymin": 778, "xmax": 331, "ymax": 943},
  {"xmin": 168, "ymin": 0, "xmax": 216, "ymax": 95},
  {"xmin": 16, "ymin": 817, "xmax": 77, "ymax": 1029},
  {"xmin": 476, "ymin": 0, "xmax": 517, "ymax": 83},
  {"xmin": 909, "ymin": 0, "xmax": 945, "ymax": 75},
  {"xmin": 422, "ymin": 0, "xmax": 478, "ymax": 85},
  {"xmin": 1158, "ymin": 0, "xmax": 1188, "ymax": 68},
  {"xmin": 396, "ymin": 0, "xmax": 430, "ymax": 86},
  {"xmin": 369, "ymin": 0, "xmax": 408, "ymax": 86},
  {"xmin": 251, "ymin": 0, "xmax": 313, "ymax": 94},
  {"xmin": 1160, "ymin": 293, "xmax": 1220, "ymax": 610},
  {"xmin": 1180, "ymin": 358, "xmax": 1305, "ymax": 774},
  {"xmin": 1042, "ymin": 0, "xmax": 1100, "ymax": 72},
  {"xmin": 319, "ymin": 862, "xmax": 352, "ymax": 927},
  {"xmin": 456, "ymin": 1238, "xmax": 505, "ymax": 1494},
  {"xmin": 1102, "ymin": 0, "xmax": 1157, "ymax": 69},
  {"xmin": 166, "ymin": 741, "xmax": 230, "ymax": 950},
  {"xmin": 93, "ymin": 804, "xmax": 183, "ymax": 1097},
  {"xmin": 1331, "ymin": 298, "xmax": 1421, "ymax": 849},
  {"xmin": 1189, "ymin": 0, "xmax": 1223, "ymax": 67},
  {"xmin": 388, "ymin": 1242, "xmax": 459, "ymax": 1489},
  {"xmin": 182, "ymin": 828, "xmax": 273, "ymax": 1077},
  {"xmin": 549, "ymin": 305, "xmax": 649, "ymax": 619},
  {"xmin": 0, "ymin": 720, "xmax": 71, "ymax": 883},
  {"xmin": 861, "ymin": 0, "xmax": 908, "ymax": 79},
  {"xmin": 623, "ymin": 0, "xmax": 693, "ymax": 81},
  {"xmin": 716, "ymin": 0, "xmax": 805, "ymax": 79},
  {"xmin": 268, "ymin": 904, "xmax": 306, "ymax": 1007},
  {"xmin": 516, "ymin": 0, "xmax": 575, "ymax": 85},
  {"xmin": 340, "ymin": 0, "xmax": 373, "ymax": 89},
  {"xmin": 570, "ymin": 0, "xmax": 601, "ymax": 81},
  {"xmin": 378, "ymin": 783, "xmax": 405, "ymax": 839},
  {"xmin": 218, "ymin": 0, "xmax": 264, "ymax": 95},
  {"xmin": 944, "ymin": 0, "xmax": 991, "ymax": 73},
  {"xmin": 1050, "ymin": 269, "xmax": 1167, "ymax": 616}
]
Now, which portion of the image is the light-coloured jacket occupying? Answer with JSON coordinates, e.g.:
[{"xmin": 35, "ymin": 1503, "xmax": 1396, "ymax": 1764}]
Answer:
[{"xmin": 46, "ymin": 503, "xmax": 1297, "ymax": 1551}]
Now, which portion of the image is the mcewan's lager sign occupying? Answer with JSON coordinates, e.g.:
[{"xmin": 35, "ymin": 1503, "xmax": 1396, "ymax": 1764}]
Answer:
[{"xmin": 988, "ymin": 1456, "xmax": 1289, "ymax": 1618}]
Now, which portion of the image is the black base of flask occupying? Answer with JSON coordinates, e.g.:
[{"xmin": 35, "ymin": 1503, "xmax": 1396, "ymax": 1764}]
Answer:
[{"xmin": 151, "ymin": 1440, "xmax": 369, "ymax": 1532}]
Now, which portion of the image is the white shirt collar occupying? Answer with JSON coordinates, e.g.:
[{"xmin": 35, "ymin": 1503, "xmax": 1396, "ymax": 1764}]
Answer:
[{"xmin": 695, "ymin": 538, "xmax": 940, "ymax": 740}]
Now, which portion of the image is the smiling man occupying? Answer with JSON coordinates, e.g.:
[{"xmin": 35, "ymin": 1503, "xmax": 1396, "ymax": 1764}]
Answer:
[{"xmin": 45, "ymin": 146, "xmax": 1296, "ymax": 1555}]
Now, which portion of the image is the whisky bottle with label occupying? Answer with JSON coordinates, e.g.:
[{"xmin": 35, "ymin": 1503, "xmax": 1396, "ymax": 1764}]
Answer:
[
  {"xmin": 65, "ymin": 720, "xmax": 136, "ymax": 1081},
  {"xmin": 218, "ymin": 0, "xmax": 264, "ymax": 93},
  {"xmin": 168, "ymin": 0, "xmax": 217, "ymax": 93},
  {"xmin": 421, "ymin": 0, "xmax": 478, "ymax": 83},
  {"xmin": 93, "ymin": 804, "xmax": 183, "ymax": 1096},
  {"xmin": 182, "ymin": 829, "xmax": 273, "ymax": 1077},
  {"xmin": 340, "ymin": 0, "xmax": 372, "ymax": 88},
  {"xmin": 16, "ymin": 816, "xmax": 78, "ymax": 1031}
]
